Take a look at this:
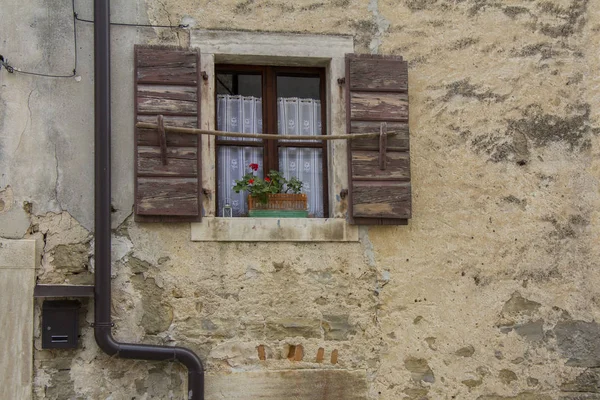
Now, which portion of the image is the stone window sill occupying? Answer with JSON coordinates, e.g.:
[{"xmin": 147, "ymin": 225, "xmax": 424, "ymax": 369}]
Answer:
[{"xmin": 190, "ymin": 217, "xmax": 358, "ymax": 242}]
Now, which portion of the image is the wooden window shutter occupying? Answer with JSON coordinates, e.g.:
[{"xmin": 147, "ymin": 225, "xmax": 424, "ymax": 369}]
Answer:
[
  {"xmin": 346, "ymin": 54, "xmax": 411, "ymax": 225},
  {"xmin": 134, "ymin": 45, "xmax": 202, "ymax": 222}
]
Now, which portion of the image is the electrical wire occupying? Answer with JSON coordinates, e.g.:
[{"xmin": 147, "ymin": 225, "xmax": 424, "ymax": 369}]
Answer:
[
  {"xmin": 0, "ymin": 0, "xmax": 78, "ymax": 78},
  {"xmin": 0, "ymin": 0, "xmax": 188, "ymax": 79},
  {"xmin": 74, "ymin": 14, "xmax": 189, "ymax": 29}
]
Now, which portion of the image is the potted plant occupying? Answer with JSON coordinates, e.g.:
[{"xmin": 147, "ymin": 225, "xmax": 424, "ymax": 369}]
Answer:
[{"xmin": 233, "ymin": 163, "xmax": 308, "ymax": 217}]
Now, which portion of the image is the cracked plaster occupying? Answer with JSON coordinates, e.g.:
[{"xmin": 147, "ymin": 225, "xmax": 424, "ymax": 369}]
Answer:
[{"xmin": 1, "ymin": 0, "xmax": 600, "ymax": 399}]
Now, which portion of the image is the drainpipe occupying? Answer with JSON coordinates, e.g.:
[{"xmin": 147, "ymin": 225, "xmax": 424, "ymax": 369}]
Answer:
[{"xmin": 93, "ymin": 0, "xmax": 204, "ymax": 399}]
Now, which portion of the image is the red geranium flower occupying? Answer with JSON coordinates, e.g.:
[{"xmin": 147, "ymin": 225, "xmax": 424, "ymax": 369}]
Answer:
[
  {"xmin": 249, "ymin": 163, "xmax": 259, "ymax": 171},
  {"xmin": 248, "ymin": 178, "xmax": 254, "ymax": 184},
  {"xmin": 265, "ymin": 177, "xmax": 271, "ymax": 182}
]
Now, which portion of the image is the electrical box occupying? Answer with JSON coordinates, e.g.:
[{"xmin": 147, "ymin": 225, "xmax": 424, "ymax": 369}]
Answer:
[{"xmin": 42, "ymin": 300, "xmax": 80, "ymax": 349}]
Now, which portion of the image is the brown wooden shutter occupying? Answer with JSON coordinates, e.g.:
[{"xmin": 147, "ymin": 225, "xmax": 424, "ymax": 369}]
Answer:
[
  {"xmin": 134, "ymin": 45, "xmax": 202, "ymax": 222},
  {"xmin": 346, "ymin": 54, "xmax": 411, "ymax": 225}
]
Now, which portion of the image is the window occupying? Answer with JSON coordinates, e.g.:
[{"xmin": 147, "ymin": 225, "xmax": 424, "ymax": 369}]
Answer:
[{"xmin": 215, "ymin": 65, "xmax": 328, "ymax": 217}]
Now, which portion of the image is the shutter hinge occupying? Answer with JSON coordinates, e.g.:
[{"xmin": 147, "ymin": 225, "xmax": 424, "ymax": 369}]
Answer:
[
  {"xmin": 337, "ymin": 77, "xmax": 345, "ymax": 85},
  {"xmin": 201, "ymin": 71, "xmax": 209, "ymax": 81},
  {"xmin": 340, "ymin": 189, "xmax": 348, "ymax": 199}
]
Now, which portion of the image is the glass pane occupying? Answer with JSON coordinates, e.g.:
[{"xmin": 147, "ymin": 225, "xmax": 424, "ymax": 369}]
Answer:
[
  {"xmin": 217, "ymin": 73, "xmax": 261, "ymax": 97},
  {"xmin": 277, "ymin": 75, "xmax": 321, "ymax": 143},
  {"xmin": 217, "ymin": 147, "xmax": 264, "ymax": 217},
  {"xmin": 279, "ymin": 147, "xmax": 324, "ymax": 218},
  {"xmin": 277, "ymin": 76, "xmax": 320, "ymax": 99},
  {"xmin": 217, "ymin": 73, "xmax": 262, "ymax": 142}
]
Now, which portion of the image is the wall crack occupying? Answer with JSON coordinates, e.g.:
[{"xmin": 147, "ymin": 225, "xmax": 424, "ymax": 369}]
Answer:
[
  {"xmin": 53, "ymin": 142, "xmax": 63, "ymax": 210},
  {"xmin": 367, "ymin": 0, "xmax": 390, "ymax": 54},
  {"xmin": 15, "ymin": 88, "xmax": 35, "ymax": 155}
]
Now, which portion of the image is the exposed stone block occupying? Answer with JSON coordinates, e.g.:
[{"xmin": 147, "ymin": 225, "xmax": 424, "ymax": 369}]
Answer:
[
  {"xmin": 500, "ymin": 369, "xmax": 518, "ymax": 384},
  {"xmin": 322, "ymin": 314, "xmax": 356, "ymax": 341},
  {"xmin": 561, "ymin": 368, "xmax": 600, "ymax": 393},
  {"xmin": 501, "ymin": 320, "xmax": 544, "ymax": 342},
  {"xmin": 455, "ymin": 345, "xmax": 475, "ymax": 357},
  {"xmin": 404, "ymin": 357, "xmax": 435, "ymax": 383},
  {"xmin": 51, "ymin": 243, "xmax": 89, "ymax": 274},
  {"xmin": 131, "ymin": 275, "xmax": 173, "ymax": 335},
  {"xmin": 554, "ymin": 321, "xmax": 600, "ymax": 367},
  {"xmin": 266, "ymin": 318, "xmax": 321, "ymax": 339},
  {"xmin": 478, "ymin": 393, "xmax": 552, "ymax": 400},
  {"xmin": 205, "ymin": 369, "xmax": 367, "ymax": 399},
  {"xmin": 502, "ymin": 292, "xmax": 541, "ymax": 317}
]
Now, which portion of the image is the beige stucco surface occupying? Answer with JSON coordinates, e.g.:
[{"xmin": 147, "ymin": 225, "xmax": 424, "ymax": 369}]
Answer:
[
  {"xmin": 0, "ymin": 0, "xmax": 599, "ymax": 399},
  {"xmin": 0, "ymin": 239, "xmax": 36, "ymax": 400}
]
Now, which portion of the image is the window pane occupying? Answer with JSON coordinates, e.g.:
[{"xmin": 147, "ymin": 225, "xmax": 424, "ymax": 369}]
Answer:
[
  {"xmin": 217, "ymin": 147, "xmax": 263, "ymax": 217},
  {"xmin": 279, "ymin": 148, "xmax": 324, "ymax": 218},
  {"xmin": 217, "ymin": 73, "xmax": 262, "ymax": 142},
  {"xmin": 277, "ymin": 76, "xmax": 320, "ymax": 99},
  {"xmin": 217, "ymin": 73, "xmax": 261, "ymax": 97},
  {"xmin": 277, "ymin": 76, "xmax": 321, "ymax": 142},
  {"xmin": 217, "ymin": 95, "xmax": 262, "ymax": 142}
]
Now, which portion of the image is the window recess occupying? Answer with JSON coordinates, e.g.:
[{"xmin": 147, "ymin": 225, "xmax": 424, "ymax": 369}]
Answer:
[{"xmin": 214, "ymin": 65, "xmax": 328, "ymax": 218}]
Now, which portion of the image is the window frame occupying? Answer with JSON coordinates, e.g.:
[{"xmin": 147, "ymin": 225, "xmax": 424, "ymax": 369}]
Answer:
[
  {"xmin": 214, "ymin": 64, "xmax": 329, "ymax": 217},
  {"xmin": 190, "ymin": 30, "xmax": 357, "ymax": 241}
]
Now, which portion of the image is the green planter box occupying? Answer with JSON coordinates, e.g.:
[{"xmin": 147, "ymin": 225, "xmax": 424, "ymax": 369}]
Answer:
[{"xmin": 248, "ymin": 210, "xmax": 308, "ymax": 218}]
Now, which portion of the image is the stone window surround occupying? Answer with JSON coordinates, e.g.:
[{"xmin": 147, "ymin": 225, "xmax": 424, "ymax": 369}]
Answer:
[{"xmin": 190, "ymin": 30, "xmax": 358, "ymax": 242}]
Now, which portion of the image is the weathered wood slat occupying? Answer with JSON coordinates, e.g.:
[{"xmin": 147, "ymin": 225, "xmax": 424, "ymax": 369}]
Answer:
[
  {"xmin": 353, "ymin": 217, "xmax": 409, "ymax": 225},
  {"xmin": 350, "ymin": 92, "xmax": 409, "ymax": 121},
  {"xmin": 137, "ymin": 66, "xmax": 197, "ymax": 85},
  {"xmin": 136, "ymin": 48, "xmax": 197, "ymax": 68},
  {"xmin": 138, "ymin": 147, "xmax": 198, "ymax": 176},
  {"xmin": 137, "ymin": 96, "xmax": 197, "ymax": 115},
  {"xmin": 351, "ymin": 151, "xmax": 410, "ymax": 180},
  {"xmin": 350, "ymin": 121, "xmax": 409, "ymax": 151},
  {"xmin": 352, "ymin": 182, "xmax": 411, "ymax": 219},
  {"xmin": 137, "ymin": 177, "xmax": 199, "ymax": 216},
  {"xmin": 138, "ymin": 158, "xmax": 198, "ymax": 177},
  {"xmin": 137, "ymin": 115, "xmax": 198, "ymax": 128},
  {"xmin": 137, "ymin": 85, "xmax": 197, "ymax": 102},
  {"xmin": 349, "ymin": 59, "xmax": 408, "ymax": 91},
  {"xmin": 138, "ymin": 146, "xmax": 197, "ymax": 159},
  {"xmin": 137, "ymin": 129, "xmax": 198, "ymax": 147}
]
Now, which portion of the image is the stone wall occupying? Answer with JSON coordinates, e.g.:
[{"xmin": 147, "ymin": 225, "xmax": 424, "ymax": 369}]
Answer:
[{"xmin": 1, "ymin": 0, "xmax": 599, "ymax": 399}]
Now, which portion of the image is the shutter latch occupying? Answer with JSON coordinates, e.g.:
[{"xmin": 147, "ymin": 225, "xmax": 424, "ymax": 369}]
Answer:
[
  {"xmin": 379, "ymin": 122, "xmax": 387, "ymax": 170},
  {"xmin": 157, "ymin": 115, "xmax": 168, "ymax": 166}
]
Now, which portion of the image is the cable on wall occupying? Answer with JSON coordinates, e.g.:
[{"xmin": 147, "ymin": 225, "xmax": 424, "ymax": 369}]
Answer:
[
  {"xmin": 0, "ymin": 0, "xmax": 78, "ymax": 78},
  {"xmin": 0, "ymin": 0, "xmax": 187, "ymax": 79}
]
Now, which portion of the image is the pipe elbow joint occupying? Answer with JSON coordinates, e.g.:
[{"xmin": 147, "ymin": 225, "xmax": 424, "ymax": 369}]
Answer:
[{"xmin": 94, "ymin": 328, "xmax": 119, "ymax": 356}]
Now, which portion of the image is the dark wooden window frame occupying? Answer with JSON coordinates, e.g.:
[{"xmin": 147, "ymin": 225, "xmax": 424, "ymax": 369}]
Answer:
[{"xmin": 214, "ymin": 64, "xmax": 329, "ymax": 218}]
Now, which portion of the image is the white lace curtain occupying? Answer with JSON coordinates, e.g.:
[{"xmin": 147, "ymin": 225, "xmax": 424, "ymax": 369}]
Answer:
[{"xmin": 217, "ymin": 94, "xmax": 324, "ymax": 217}]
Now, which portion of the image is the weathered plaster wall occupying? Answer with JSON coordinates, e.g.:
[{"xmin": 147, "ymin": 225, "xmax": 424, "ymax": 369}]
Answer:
[{"xmin": 1, "ymin": 0, "xmax": 599, "ymax": 399}]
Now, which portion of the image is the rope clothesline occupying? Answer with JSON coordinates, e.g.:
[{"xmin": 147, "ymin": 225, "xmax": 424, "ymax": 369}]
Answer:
[{"xmin": 136, "ymin": 121, "xmax": 396, "ymax": 141}]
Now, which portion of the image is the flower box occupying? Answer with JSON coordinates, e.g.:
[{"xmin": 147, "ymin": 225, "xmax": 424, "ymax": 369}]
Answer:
[{"xmin": 248, "ymin": 194, "xmax": 308, "ymax": 218}]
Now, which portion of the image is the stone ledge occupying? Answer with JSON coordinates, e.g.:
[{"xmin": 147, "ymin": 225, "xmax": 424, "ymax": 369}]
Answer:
[
  {"xmin": 0, "ymin": 239, "xmax": 35, "ymax": 400},
  {"xmin": 205, "ymin": 369, "xmax": 367, "ymax": 399},
  {"xmin": 191, "ymin": 218, "xmax": 359, "ymax": 242},
  {"xmin": 192, "ymin": 29, "xmax": 353, "ymax": 60},
  {"xmin": 0, "ymin": 239, "xmax": 36, "ymax": 269}
]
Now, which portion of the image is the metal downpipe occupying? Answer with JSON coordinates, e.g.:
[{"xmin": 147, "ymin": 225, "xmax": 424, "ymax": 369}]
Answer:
[{"xmin": 93, "ymin": 0, "xmax": 204, "ymax": 398}]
